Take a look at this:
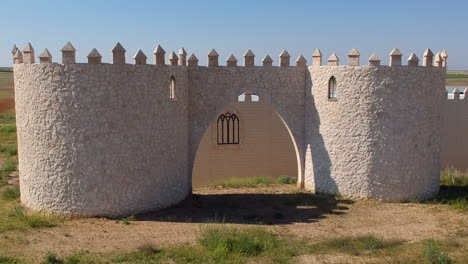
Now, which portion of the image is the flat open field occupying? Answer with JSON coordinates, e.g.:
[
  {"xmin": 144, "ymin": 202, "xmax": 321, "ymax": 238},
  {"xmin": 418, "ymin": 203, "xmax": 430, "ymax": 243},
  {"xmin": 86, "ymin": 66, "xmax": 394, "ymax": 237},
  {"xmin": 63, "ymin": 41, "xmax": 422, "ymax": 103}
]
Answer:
[
  {"xmin": 446, "ymin": 70, "xmax": 468, "ymax": 86},
  {"xmin": 0, "ymin": 72, "xmax": 13, "ymax": 89}
]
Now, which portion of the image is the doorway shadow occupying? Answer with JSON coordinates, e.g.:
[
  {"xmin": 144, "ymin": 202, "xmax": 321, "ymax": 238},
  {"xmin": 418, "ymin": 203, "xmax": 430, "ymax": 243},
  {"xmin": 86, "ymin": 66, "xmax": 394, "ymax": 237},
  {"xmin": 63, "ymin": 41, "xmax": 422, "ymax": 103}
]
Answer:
[{"xmin": 137, "ymin": 191, "xmax": 354, "ymax": 225}]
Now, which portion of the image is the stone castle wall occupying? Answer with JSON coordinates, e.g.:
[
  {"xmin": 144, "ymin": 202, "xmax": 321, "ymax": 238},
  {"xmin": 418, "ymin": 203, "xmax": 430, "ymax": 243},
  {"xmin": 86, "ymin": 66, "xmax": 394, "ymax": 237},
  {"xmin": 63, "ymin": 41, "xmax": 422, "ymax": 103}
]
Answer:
[
  {"xmin": 14, "ymin": 63, "xmax": 189, "ymax": 216},
  {"xmin": 12, "ymin": 43, "xmax": 447, "ymax": 216},
  {"xmin": 308, "ymin": 66, "xmax": 445, "ymax": 200},
  {"xmin": 442, "ymin": 93, "xmax": 468, "ymax": 171}
]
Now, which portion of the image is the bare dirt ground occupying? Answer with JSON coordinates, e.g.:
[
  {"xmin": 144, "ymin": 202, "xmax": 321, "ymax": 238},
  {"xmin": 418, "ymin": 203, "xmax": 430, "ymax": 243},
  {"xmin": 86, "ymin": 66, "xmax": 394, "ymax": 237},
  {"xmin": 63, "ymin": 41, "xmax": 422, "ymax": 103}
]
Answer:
[{"xmin": 1, "ymin": 185, "xmax": 466, "ymax": 260}]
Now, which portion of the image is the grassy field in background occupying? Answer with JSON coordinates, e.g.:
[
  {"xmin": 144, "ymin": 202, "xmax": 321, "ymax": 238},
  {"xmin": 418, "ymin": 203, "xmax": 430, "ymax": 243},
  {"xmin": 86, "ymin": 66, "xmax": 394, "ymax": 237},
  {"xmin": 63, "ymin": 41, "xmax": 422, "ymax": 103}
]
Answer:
[
  {"xmin": 446, "ymin": 70, "xmax": 468, "ymax": 86},
  {"xmin": 0, "ymin": 72, "xmax": 13, "ymax": 88}
]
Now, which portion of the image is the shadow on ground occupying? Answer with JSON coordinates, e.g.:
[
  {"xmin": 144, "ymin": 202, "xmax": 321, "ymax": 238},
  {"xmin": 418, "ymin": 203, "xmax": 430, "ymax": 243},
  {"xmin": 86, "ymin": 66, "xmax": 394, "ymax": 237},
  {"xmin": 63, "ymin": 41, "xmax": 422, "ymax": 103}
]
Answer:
[{"xmin": 137, "ymin": 192, "xmax": 354, "ymax": 225}]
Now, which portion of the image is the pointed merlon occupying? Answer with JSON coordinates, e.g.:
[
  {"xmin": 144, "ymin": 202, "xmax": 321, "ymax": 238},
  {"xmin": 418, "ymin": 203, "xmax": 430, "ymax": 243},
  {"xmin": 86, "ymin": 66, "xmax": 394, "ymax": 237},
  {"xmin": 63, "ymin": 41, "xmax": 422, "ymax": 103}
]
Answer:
[
  {"xmin": 347, "ymin": 48, "xmax": 360, "ymax": 66},
  {"xmin": 441, "ymin": 50, "xmax": 448, "ymax": 58},
  {"xmin": 279, "ymin": 49, "xmax": 290, "ymax": 58},
  {"xmin": 227, "ymin": 54, "xmax": 238, "ymax": 62},
  {"xmin": 169, "ymin": 51, "xmax": 178, "ymax": 59},
  {"xmin": 61, "ymin": 42, "xmax": 76, "ymax": 52},
  {"xmin": 227, "ymin": 54, "xmax": 238, "ymax": 67},
  {"xmin": 13, "ymin": 50, "xmax": 23, "ymax": 64},
  {"xmin": 112, "ymin": 42, "xmax": 126, "ymax": 52},
  {"xmin": 407, "ymin": 52, "xmax": 419, "ymax": 67},
  {"xmin": 133, "ymin": 49, "xmax": 147, "ymax": 59},
  {"xmin": 188, "ymin": 54, "xmax": 198, "ymax": 62},
  {"xmin": 208, "ymin": 49, "xmax": 219, "ymax": 66},
  {"xmin": 312, "ymin": 49, "xmax": 322, "ymax": 66},
  {"xmin": 244, "ymin": 49, "xmax": 255, "ymax": 66},
  {"xmin": 389, "ymin": 48, "xmax": 403, "ymax": 66},
  {"xmin": 296, "ymin": 55, "xmax": 307, "ymax": 67},
  {"xmin": 312, "ymin": 49, "xmax": 322, "ymax": 57},
  {"xmin": 328, "ymin": 53, "xmax": 339, "ymax": 66},
  {"xmin": 434, "ymin": 52, "xmax": 443, "ymax": 67},
  {"xmin": 368, "ymin": 52, "xmax": 380, "ymax": 66},
  {"xmin": 423, "ymin": 48, "xmax": 434, "ymax": 67},
  {"xmin": 11, "ymin": 44, "xmax": 18, "ymax": 54},
  {"xmin": 154, "ymin": 45, "xmax": 166, "ymax": 54},
  {"xmin": 262, "ymin": 54, "xmax": 273, "ymax": 63},
  {"xmin": 133, "ymin": 49, "xmax": 147, "ymax": 65},
  {"xmin": 39, "ymin": 49, "xmax": 52, "ymax": 59},
  {"xmin": 187, "ymin": 53, "xmax": 199, "ymax": 66},
  {"xmin": 22, "ymin": 42, "xmax": 35, "ymax": 63},
  {"xmin": 14, "ymin": 50, "xmax": 23, "ymax": 59},
  {"xmin": 441, "ymin": 50, "xmax": 448, "ymax": 67},
  {"xmin": 369, "ymin": 52, "xmax": 380, "ymax": 61},
  {"xmin": 389, "ymin": 48, "xmax": 403, "ymax": 56},
  {"xmin": 244, "ymin": 49, "xmax": 255, "ymax": 57},
  {"xmin": 408, "ymin": 52, "xmax": 419, "ymax": 61},
  {"xmin": 23, "ymin": 42, "xmax": 34, "ymax": 52},
  {"xmin": 87, "ymin": 48, "xmax": 102, "ymax": 58},
  {"xmin": 423, "ymin": 48, "xmax": 434, "ymax": 57},
  {"xmin": 169, "ymin": 51, "xmax": 179, "ymax": 65},
  {"xmin": 178, "ymin": 47, "xmax": 187, "ymax": 56},
  {"xmin": 453, "ymin": 88, "xmax": 460, "ymax": 100},
  {"xmin": 348, "ymin": 48, "xmax": 360, "ymax": 56},
  {"xmin": 208, "ymin": 48, "xmax": 219, "ymax": 57},
  {"xmin": 328, "ymin": 53, "xmax": 339, "ymax": 61},
  {"xmin": 262, "ymin": 55, "xmax": 273, "ymax": 67}
]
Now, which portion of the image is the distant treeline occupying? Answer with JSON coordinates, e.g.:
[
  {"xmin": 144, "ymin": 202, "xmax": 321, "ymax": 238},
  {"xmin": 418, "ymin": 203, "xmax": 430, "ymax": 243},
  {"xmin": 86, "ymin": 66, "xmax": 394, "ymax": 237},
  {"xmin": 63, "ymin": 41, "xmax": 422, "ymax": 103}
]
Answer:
[{"xmin": 0, "ymin": 67, "xmax": 12, "ymax": 72}]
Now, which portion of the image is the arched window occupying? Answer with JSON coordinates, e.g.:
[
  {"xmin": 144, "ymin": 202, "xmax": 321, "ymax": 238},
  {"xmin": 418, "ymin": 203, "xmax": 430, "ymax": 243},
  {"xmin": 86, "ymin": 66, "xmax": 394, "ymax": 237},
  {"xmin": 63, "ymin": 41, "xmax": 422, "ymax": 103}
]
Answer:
[
  {"xmin": 328, "ymin": 76, "xmax": 337, "ymax": 99},
  {"xmin": 170, "ymin": 76, "xmax": 176, "ymax": 100},
  {"xmin": 217, "ymin": 112, "xmax": 239, "ymax": 145}
]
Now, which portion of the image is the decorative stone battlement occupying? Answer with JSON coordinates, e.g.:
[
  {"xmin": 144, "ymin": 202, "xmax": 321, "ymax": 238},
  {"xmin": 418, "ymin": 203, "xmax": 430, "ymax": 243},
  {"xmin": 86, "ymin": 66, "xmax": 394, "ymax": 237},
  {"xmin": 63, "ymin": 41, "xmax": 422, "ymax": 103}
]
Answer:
[
  {"xmin": 12, "ymin": 42, "xmax": 448, "ymax": 69},
  {"xmin": 12, "ymin": 41, "xmax": 447, "ymax": 217}
]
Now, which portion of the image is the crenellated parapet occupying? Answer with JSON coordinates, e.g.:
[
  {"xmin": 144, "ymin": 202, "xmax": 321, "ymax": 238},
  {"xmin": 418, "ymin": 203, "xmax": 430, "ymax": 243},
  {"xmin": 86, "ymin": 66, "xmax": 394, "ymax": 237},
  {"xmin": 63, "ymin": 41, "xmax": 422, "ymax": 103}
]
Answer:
[{"xmin": 11, "ymin": 42, "xmax": 449, "ymax": 71}]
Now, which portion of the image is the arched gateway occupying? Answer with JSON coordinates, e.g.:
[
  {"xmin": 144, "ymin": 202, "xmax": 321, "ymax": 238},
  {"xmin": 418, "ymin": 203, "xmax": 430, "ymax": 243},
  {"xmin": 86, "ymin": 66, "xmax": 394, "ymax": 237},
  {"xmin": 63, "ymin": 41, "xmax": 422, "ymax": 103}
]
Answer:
[{"xmin": 13, "ymin": 43, "xmax": 446, "ymax": 216}]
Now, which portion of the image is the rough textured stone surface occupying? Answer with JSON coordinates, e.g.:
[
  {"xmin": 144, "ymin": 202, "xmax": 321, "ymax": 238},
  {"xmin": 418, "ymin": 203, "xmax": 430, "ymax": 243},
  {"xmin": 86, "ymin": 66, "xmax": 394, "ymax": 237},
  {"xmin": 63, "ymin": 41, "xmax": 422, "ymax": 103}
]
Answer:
[
  {"xmin": 13, "ymin": 50, "xmax": 446, "ymax": 216},
  {"xmin": 14, "ymin": 63, "xmax": 189, "ymax": 217},
  {"xmin": 307, "ymin": 65, "xmax": 445, "ymax": 200}
]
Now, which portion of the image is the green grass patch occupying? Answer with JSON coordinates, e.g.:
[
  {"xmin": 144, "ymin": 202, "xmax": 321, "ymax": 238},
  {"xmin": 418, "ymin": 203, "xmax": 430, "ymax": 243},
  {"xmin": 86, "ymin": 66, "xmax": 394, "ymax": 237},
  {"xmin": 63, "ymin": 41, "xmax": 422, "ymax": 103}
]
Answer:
[
  {"xmin": 113, "ymin": 226, "xmax": 306, "ymax": 263},
  {"xmin": 422, "ymin": 169, "xmax": 468, "ymax": 212},
  {"xmin": 0, "ymin": 112, "xmax": 15, "ymax": 125},
  {"xmin": 1, "ymin": 186, "xmax": 20, "ymax": 201},
  {"xmin": 0, "ymin": 124, "xmax": 16, "ymax": 134},
  {"xmin": 308, "ymin": 235, "xmax": 404, "ymax": 256},
  {"xmin": 0, "ymin": 256, "xmax": 20, "ymax": 263},
  {"xmin": 0, "ymin": 72, "xmax": 13, "ymax": 87},
  {"xmin": 0, "ymin": 203, "xmax": 63, "ymax": 233},
  {"xmin": 446, "ymin": 73, "xmax": 468, "ymax": 79},
  {"xmin": 115, "ymin": 215, "xmax": 136, "ymax": 225},
  {"xmin": 277, "ymin": 175, "xmax": 297, "ymax": 184},
  {"xmin": 424, "ymin": 239, "xmax": 452, "ymax": 264},
  {"xmin": 0, "ymin": 159, "xmax": 16, "ymax": 176},
  {"xmin": 211, "ymin": 176, "xmax": 274, "ymax": 188},
  {"xmin": 0, "ymin": 144, "xmax": 17, "ymax": 157}
]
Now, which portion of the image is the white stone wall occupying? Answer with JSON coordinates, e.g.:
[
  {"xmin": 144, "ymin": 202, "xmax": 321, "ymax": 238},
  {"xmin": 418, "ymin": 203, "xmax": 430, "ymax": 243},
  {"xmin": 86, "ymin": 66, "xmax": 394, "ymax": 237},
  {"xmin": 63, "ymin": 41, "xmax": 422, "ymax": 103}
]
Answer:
[
  {"xmin": 441, "ymin": 98, "xmax": 468, "ymax": 171},
  {"xmin": 13, "ymin": 59, "xmax": 446, "ymax": 216},
  {"xmin": 14, "ymin": 63, "xmax": 189, "ymax": 217},
  {"xmin": 308, "ymin": 66, "xmax": 446, "ymax": 201}
]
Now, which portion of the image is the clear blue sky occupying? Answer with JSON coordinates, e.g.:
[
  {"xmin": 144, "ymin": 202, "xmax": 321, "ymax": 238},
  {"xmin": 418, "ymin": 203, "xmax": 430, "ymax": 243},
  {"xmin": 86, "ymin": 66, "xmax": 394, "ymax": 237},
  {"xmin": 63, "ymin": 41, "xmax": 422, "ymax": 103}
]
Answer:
[{"xmin": 1, "ymin": 0, "xmax": 467, "ymax": 69}]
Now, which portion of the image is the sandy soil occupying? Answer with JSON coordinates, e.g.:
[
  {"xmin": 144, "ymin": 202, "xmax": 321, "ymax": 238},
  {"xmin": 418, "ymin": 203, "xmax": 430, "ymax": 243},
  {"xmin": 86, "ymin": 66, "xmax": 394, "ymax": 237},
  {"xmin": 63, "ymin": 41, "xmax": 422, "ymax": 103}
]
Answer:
[{"xmin": 0, "ymin": 185, "xmax": 466, "ymax": 259}]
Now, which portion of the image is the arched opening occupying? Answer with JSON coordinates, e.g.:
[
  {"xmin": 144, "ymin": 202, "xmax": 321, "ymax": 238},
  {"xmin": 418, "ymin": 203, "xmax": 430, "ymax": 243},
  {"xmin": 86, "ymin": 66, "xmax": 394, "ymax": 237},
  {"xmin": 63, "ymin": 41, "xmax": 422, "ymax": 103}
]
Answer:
[
  {"xmin": 328, "ymin": 76, "xmax": 337, "ymax": 99},
  {"xmin": 192, "ymin": 92, "xmax": 301, "ymax": 187},
  {"xmin": 169, "ymin": 76, "xmax": 176, "ymax": 100}
]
